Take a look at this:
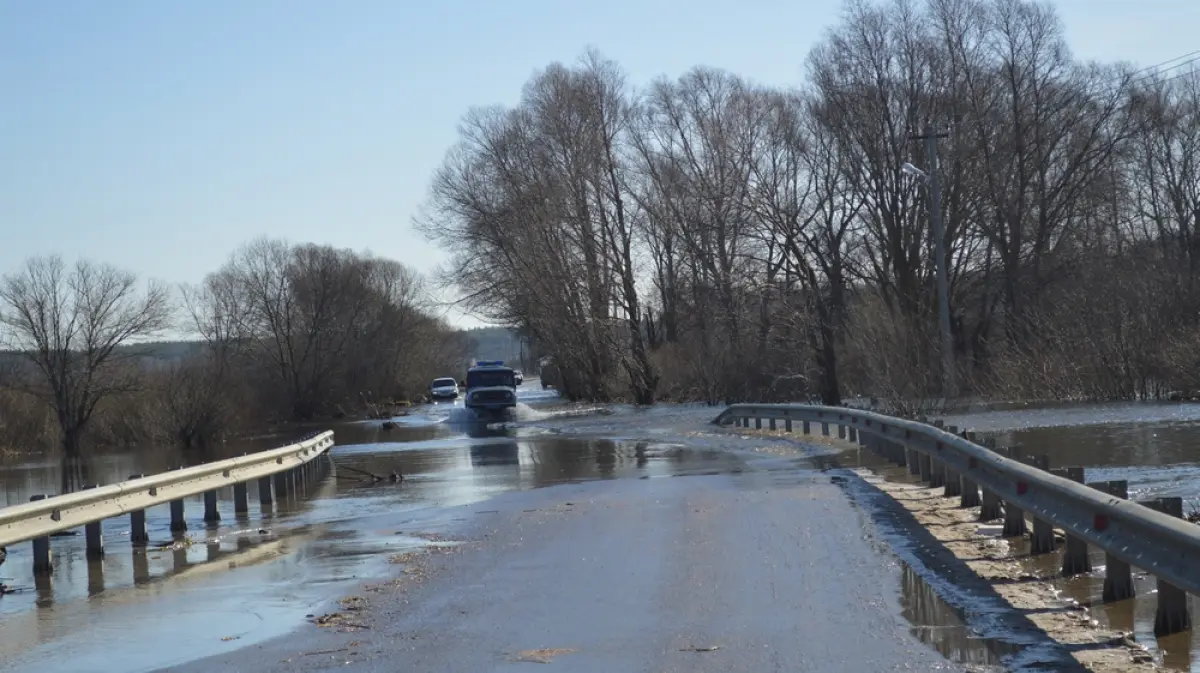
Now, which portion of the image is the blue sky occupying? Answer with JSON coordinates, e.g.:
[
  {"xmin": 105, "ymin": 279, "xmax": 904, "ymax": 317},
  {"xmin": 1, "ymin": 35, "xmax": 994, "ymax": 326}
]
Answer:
[{"xmin": 1, "ymin": 0, "xmax": 1196, "ymax": 327}]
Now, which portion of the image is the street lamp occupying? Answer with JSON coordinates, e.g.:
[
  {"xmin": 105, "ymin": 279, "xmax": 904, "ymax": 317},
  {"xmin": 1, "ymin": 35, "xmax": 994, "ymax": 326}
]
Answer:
[{"xmin": 901, "ymin": 153, "xmax": 956, "ymax": 401}]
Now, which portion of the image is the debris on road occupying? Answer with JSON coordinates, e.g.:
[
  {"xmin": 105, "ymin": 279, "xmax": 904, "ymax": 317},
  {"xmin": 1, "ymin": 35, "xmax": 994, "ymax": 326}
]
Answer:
[{"xmin": 511, "ymin": 647, "xmax": 577, "ymax": 663}]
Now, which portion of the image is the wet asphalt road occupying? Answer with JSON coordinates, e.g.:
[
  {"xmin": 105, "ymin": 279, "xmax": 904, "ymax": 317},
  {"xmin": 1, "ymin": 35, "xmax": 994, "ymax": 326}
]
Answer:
[{"xmin": 167, "ymin": 461, "xmax": 963, "ymax": 673}]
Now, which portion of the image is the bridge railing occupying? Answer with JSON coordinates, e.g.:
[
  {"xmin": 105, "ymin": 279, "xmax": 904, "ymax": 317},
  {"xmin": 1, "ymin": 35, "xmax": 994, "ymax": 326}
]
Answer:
[
  {"xmin": 0, "ymin": 430, "xmax": 335, "ymax": 574},
  {"xmin": 715, "ymin": 403, "xmax": 1196, "ymax": 636}
]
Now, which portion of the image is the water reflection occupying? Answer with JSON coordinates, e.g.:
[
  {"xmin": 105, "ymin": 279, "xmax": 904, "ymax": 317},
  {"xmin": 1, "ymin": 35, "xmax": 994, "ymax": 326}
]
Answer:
[
  {"xmin": 470, "ymin": 442, "xmax": 519, "ymax": 467},
  {"xmin": 899, "ymin": 563, "xmax": 1020, "ymax": 668}
]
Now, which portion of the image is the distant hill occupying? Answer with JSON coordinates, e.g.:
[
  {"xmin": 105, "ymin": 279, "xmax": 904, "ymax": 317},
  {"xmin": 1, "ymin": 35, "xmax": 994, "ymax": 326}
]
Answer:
[{"xmin": 0, "ymin": 340, "xmax": 204, "ymax": 366}]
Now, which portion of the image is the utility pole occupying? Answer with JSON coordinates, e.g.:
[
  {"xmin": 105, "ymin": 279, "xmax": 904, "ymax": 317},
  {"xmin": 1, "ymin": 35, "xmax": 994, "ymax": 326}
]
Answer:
[{"xmin": 910, "ymin": 125, "xmax": 956, "ymax": 400}]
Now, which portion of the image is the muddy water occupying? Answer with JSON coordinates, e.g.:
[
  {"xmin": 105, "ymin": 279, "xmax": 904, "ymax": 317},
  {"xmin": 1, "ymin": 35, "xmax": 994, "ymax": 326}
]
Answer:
[{"xmin": 0, "ymin": 394, "xmax": 744, "ymax": 673}]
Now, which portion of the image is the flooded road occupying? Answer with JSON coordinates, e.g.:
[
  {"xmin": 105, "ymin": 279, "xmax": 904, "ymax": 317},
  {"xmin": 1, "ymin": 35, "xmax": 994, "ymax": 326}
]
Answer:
[
  {"xmin": 0, "ymin": 389, "xmax": 751, "ymax": 673},
  {"xmin": 6, "ymin": 395, "xmax": 1200, "ymax": 671}
]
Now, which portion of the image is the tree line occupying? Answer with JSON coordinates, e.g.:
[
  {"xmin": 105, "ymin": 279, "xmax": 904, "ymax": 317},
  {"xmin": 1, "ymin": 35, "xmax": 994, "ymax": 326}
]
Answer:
[
  {"xmin": 0, "ymin": 238, "xmax": 470, "ymax": 456},
  {"xmin": 419, "ymin": 0, "xmax": 1200, "ymax": 411}
]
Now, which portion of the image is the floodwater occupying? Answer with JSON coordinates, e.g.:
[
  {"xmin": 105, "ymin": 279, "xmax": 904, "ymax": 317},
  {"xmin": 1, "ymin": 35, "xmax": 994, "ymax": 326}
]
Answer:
[
  {"xmin": 872, "ymin": 401, "xmax": 1200, "ymax": 671},
  {"xmin": 6, "ymin": 393, "xmax": 1200, "ymax": 671},
  {"xmin": 0, "ymin": 387, "xmax": 746, "ymax": 673}
]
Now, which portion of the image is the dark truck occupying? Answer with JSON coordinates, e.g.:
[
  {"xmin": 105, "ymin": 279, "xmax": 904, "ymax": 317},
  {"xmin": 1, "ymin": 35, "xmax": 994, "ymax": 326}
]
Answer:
[{"xmin": 464, "ymin": 360, "xmax": 518, "ymax": 417}]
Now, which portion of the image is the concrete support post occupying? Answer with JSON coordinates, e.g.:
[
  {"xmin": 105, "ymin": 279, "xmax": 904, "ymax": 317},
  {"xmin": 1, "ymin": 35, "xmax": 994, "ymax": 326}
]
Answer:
[
  {"xmin": 1031, "ymin": 518, "xmax": 1056, "ymax": 554},
  {"xmin": 128, "ymin": 473, "xmax": 149, "ymax": 545},
  {"xmin": 802, "ymin": 420, "xmax": 811, "ymax": 434},
  {"xmin": 998, "ymin": 448, "xmax": 1026, "ymax": 537},
  {"xmin": 170, "ymin": 500, "xmax": 187, "ymax": 532},
  {"xmin": 929, "ymin": 458, "xmax": 946, "ymax": 488},
  {"xmin": 203, "ymin": 490, "xmax": 220, "ymax": 522},
  {"xmin": 980, "ymin": 490, "xmax": 1003, "ymax": 521},
  {"xmin": 958, "ymin": 476, "xmax": 980, "ymax": 508},
  {"xmin": 258, "ymin": 476, "xmax": 274, "ymax": 505},
  {"xmin": 1142, "ymin": 497, "xmax": 1191, "ymax": 636},
  {"xmin": 978, "ymin": 438, "xmax": 1000, "ymax": 518},
  {"xmin": 82, "ymin": 485, "xmax": 104, "ymax": 559},
  {"xmin": 29, "ymin": 494, "xmax": 53, "ymax": 574},
  {"xmin": 785, "ymin": 419, "xmax": 793, "ymax": 433},
  {"xmin": 130, "ymin": 510, "xmax": 149, "ymax": 545},
  {"xmin": 943, "ymin": 468, "xmax": 961, "ymax": 496},
  {"xmin": 1059, "ymin": 466, "xmax": 1091, "ymax": 575},
  {"xmin": 233, "ymin": 483, "xmax": 249, "ymax": 514},
  {"xmin": 1091, "ymin": 480, "xmax": 1133, "ymax": 602},
  {"xmin": 1001, "ymin": 500, "xmax": 1027, "ymax": 537},
  {"xmin": 918, "ymin": 453, "xmax": 932, "ymax": 482},
  {"xmin": 1026, "ymin": 454, "xmax": 1054, "ymax": 553},
  {"xmin": 273, "ymin": 471, "xmax": 289, "ymax": 498}
]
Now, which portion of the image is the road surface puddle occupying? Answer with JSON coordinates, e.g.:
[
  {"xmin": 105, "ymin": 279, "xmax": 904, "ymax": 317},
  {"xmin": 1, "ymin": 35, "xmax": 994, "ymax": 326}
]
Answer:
[
  {"xmin": 0, "ymin": 421, "xmax": 751, "ymax": 673},
  {"xmin": 899, "ymin": 562, "xmax": 1022, "ymax": 669}
]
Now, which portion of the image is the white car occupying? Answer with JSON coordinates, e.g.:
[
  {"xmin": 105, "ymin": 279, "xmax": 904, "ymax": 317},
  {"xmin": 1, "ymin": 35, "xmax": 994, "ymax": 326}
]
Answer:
[{"xmin": 429, "ymin": 377, "xmax": 459, "ymax": 400}]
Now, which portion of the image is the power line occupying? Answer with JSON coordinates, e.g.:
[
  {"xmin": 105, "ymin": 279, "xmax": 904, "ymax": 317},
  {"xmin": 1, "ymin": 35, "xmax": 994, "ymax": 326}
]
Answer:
[
  {"xmin": 1129, "ymin": 50, "xmax": 1200, "ymax": 77},
  {"xmin": 1128, "ymin": 54, "xmax": 1200, "ymax": 87}
]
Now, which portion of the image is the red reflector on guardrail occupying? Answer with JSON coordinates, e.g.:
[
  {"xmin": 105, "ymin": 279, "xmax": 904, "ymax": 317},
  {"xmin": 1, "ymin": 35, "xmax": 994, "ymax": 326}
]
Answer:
[
  {"xmin": 1017, "ymin": 482, "xmax": 1028, "ymax": 495},
  {"xmin": 1095, "ymin": 514, "xmax": 1109, "ymax": 531}
]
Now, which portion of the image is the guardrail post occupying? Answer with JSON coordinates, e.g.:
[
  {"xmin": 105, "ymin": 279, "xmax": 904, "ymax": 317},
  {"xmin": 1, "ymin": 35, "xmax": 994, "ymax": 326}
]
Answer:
[
  {"xmin": 785, "ymin": 418, "xmax": 793, "ymax": 432},
  {"xmin": 1021, "ymin": 454, "xmax": 1055, "ymax": 554},
  {"xmin": 917, "ymin": 451, "xmax": 932, "ymax": 482},
  {"xmin": 273, "ymin": 471, "xmax": 289, "ymax": 498},
  {"xmin": 258, "ymin": 476, "xmax": 274, "ymax": 505},
  {"xmin": 1090, "ymin": 480, "xmax": 1133, "ymax": 602},
  {"xmin": 1057, "ymin": 466, "xmax": 1091, "ymax": 575},
  {"xmin": 755, "ymin": 417, "xmax": 762, "ymax": 430},
  {"xmin": 81, "ymin": 485, "xmax": 105, "ymax": 559},
  {"xmin": 942, "ymin": 426, "xmax": 962, "ymax": 497},
  {"xmin": 170, "ymin": 499, "xmax": 187, "ymax": 532},
  {"xmin": 847, "ymin": 426, "xmax": 857, "ymax": 442},
  {"xmin": 821, "ymin": 421, "xmax": 830, "ymax": 436},
  {"xmin": 929, "ymin": 453, "xmax": 946, "ymax": 488},
  {"xmin": 891, "ymin": 438, "xmax": 906, "ymax": 466},
  {"xmin": 978, "ymin": 438, "xmax": 1002, "ymax": 519},
  {"xmin": 203, "ymin": 490, "xmax": 220, "ymax": 523},
  {"xmin": 128, "ymin": 474, "xmax": 149, "ymax": 545},
  {"xmin": 769, "ymin": 418, "xmax": 777, "ymax": 431},
  {"xmin": 998, "ymin": 449, "xmax": 1027, "ymax": 537},
  {"xmin": 924, "ymin": 421, "xmax": 945, "ymax": 487},
  {"xmin": 959, "ymin": 432, "xmax": 980, "ymax": 508},
  {"xmin": 801, "ymin": 420, "xmax": 809, "ymax": 434},
  {"xmin": 837, "ymin": 422, "xmax": 846, "ymax": 439},
  {"xmin": 29, "ymin": 494, "xmax": 53, "ymax": 574},
  {"xmin": 741, "ymin": 417, "xmax": 749, "ymax": 428},
  {"xmin": 1140, "ymin": 497, "xmax": 1191, "ymax": 635},
  {"xmin": 234, "ymin": 482, "xmax": 250, "ymax": 514}
]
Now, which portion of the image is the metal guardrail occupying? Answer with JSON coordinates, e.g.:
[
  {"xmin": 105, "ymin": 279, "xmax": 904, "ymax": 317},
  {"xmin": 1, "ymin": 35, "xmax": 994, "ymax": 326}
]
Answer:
[
  {"xmin": 714, "ymin": 404, "xmax": 1200, "ymax": 601},
  {"xmin": 0, "ymin": 430, "xmax": 335, "ymax": 549}
]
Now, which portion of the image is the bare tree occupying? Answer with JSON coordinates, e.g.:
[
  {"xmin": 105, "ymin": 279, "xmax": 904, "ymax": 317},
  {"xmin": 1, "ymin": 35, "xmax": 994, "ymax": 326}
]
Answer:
[{"xmin": 0, "ymin": 256, "xmax": 170, "ymax": 455}]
